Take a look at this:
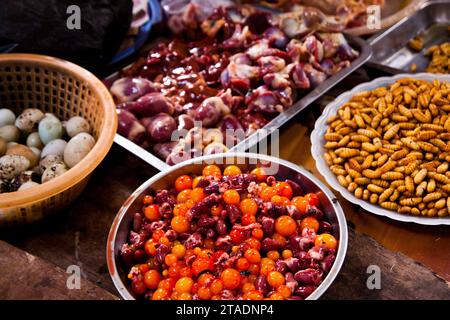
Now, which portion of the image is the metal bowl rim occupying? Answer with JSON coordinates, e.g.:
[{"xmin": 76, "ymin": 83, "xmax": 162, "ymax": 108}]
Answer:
[{"xmin": 107, "ymin": 152, "xmax": 348, "ymax": 300}]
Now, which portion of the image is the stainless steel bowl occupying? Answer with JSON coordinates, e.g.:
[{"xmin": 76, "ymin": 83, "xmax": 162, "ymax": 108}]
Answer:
[{"xmin": 107, "ymin": 153, "xmax": 348, "ymax": 300}]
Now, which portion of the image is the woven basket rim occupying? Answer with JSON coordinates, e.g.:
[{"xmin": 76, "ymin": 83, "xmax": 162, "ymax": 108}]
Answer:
[{"xmin": 0, "ymin": 53, "xmax": 117, "ymax": 208}]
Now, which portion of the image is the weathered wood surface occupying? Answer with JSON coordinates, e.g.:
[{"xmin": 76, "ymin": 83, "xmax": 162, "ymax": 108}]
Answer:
[
  {"xmin": 322, "ymin": 230, "xmax": 450, "ymax": 300},
  {"xmin": 1, "ymin": 145, "xmax": 449, "ymax": 299},
  {"xmin": 0, "ymin": 240, "xmax": 117, "ymax": 300}
]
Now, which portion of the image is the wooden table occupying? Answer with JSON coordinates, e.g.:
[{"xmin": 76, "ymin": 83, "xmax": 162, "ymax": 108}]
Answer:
[{"xmin": 1, "ymin": 67, "xmax": 449, "ymax": 299}]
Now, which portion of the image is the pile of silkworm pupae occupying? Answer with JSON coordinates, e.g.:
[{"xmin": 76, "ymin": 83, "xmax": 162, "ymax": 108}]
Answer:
[{"xmin": 323, "ymin": 78, "xmax": 450, "ymax": 217}]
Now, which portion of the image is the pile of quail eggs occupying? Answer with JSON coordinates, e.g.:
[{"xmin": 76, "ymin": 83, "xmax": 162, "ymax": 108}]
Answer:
[{"xmin": 0, "ymin": 108, "xmax": 95, "ymax": 193}]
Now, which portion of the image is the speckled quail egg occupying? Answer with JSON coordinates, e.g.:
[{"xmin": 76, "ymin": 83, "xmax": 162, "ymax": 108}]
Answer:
[
  {"xmin": 6, "ymin": 144, "xmax": 39, "ymax": 168},
  {"xmin": 64, "ymin": 133, "xmax": 95, "ymax": 168},
  {"xmin": 38, "ymin": 115, "xmax": 63, "ymax": 144},
  {"xmin": 41, "ymin": 162, "xmax": 68, "ymax": 183},
  {"xmin": 0, "ymin": 155, "xmax": 30, "ymax": 180},
  {"xmin": 39, "ymin": 154, "xmax": 63, "ymax": 174},
  {"xmin": 15, "ymin": 108, "xmax": 45, "ymax": 133}
]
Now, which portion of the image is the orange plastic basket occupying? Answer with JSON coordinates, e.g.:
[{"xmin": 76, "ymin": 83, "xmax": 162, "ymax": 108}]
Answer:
[{"xmin": 0, "ymin": 54, "xmax": 117, "ymax": 226}]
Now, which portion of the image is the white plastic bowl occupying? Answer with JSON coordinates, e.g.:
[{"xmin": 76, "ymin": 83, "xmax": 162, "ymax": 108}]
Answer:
[{"xmin": 311, "ymin": 73, "xmax": 450, "ymax": 225}]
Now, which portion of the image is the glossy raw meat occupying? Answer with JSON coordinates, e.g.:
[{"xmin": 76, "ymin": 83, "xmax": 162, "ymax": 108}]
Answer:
[{"xmin": 110, "ymin": 4, "xmax": 359, "ymax": 164}]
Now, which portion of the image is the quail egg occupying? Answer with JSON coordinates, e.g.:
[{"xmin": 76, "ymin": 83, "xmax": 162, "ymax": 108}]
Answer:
[
  {"xmin": 41, "ymin": 139, "xmax": 67, "ymax": 158},
  {"xmin": 26, "ymin": 132, "xmax": 44, "ymax": 149},
  {"xmin": 0, "ymin": 155, "xmax": 30, "ymax": 180},
  {"xmin": 38, "ymin": 115, "xmax": 63, "ymax": 144},
  {"xmin": 15, "ymin": 108, "xmax": 45, "ymax": 133},
  {"xmin": 64, "ymin": 133, "xmax": 95, "ymax": 168},
  {"xmin": 41, "ymin": 162, "xmax": 68, "ymax": 183},
  {"xmin": 0, "ymin": 108, "xmax": 16, "ymax": 127},
  {"xmin": 6, "ymin": 144, "xmax": 39, "ymax": 168},
  {"xmin": 0, "ymin": 125, "xmax": 20, "ymax": 142},
  {"xmin": 65, "ymin": 116, "xmax": 91, "ymax": 138}
]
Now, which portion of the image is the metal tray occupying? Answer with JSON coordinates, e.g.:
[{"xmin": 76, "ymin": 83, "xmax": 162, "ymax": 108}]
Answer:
[
  {"xmin": 369, "ymin": 0, "xmax": 450, "ymax": 74},
  {"xmin": 106, "ymin": 35, "xmax": 372, "ymax": 171}
]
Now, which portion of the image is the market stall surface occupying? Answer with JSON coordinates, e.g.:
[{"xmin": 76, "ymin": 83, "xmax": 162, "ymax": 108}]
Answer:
[{"xmin": 1, "ymin": 67, "xmax": 449, "ymax": 300}]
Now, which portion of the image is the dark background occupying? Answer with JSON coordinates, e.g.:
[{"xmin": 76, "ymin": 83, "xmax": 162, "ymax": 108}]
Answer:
[{"xmin": 0, "ymin": 0, "xmax": 132, "ymax": 72}]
